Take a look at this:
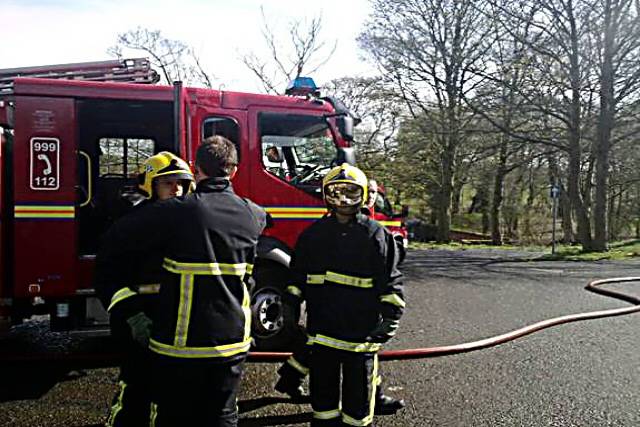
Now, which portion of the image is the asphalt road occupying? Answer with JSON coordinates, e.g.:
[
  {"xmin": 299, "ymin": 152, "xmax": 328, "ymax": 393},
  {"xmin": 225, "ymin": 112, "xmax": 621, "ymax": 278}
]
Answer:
[{"xmin": 1, "ymin": 248, "xmax": 639, "ymax": 426}]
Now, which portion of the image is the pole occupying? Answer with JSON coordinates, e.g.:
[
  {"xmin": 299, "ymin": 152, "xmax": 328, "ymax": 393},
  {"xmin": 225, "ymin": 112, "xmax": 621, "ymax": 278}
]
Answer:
[{"xmin": 552, "ymin": 188, "xmax": 558, "ymax": 254}]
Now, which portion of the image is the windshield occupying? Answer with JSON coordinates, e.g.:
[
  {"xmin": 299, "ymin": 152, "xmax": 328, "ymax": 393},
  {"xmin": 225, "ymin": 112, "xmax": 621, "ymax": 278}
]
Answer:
[{"xmin": 259, "ymin": 112, "xmax": 337, "ymax": 193}]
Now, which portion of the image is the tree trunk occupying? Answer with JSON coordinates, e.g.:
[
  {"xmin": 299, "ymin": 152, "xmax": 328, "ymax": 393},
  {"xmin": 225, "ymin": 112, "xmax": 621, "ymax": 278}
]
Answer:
[
  {"xmin": 568, "ymin": 141, "xmax": 593, "ymax": 249},
  {"xmin": 436, "ymin": 148, "xmax": 454, "ymax": 242},
  {"xmin": 491, "ymin": 142, "xmax": 508, "ymax": 245},
  {"xmin": 593, "ymin": 0, "xmax": 615, "ymax": 251}
]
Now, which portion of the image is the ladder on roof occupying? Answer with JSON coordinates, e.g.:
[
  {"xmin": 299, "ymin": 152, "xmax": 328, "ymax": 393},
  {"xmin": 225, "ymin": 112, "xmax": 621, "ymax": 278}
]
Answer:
[{"xmin": 0, "ymin": 58, "xmax": 160, "ymax": 94}]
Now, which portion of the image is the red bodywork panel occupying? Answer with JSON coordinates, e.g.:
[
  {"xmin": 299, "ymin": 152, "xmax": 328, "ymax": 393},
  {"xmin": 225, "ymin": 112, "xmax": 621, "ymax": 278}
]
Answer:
[
  {"xmin": 12, "ymin": 96, "xmax": 77, "ymax": 299},
  {"xmin": 2, "ymin": 77, "xmax": 348, "ymax": 305}
]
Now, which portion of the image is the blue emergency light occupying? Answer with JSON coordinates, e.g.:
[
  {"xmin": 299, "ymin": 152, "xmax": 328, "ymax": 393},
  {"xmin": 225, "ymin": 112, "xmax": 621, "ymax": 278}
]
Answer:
[{"xmin": 285, "ymin": 77, "xmax": 320, "ymax": 96}]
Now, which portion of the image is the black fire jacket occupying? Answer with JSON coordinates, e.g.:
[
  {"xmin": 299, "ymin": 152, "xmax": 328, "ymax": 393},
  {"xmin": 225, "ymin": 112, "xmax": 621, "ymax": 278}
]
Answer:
[
  {"xmin": 288, "ymin": 213, "xmax": 404, "ymax": 353},
  {"xmin": 94, "ymin": 178, "xmax": 266, "ymax": 361}
]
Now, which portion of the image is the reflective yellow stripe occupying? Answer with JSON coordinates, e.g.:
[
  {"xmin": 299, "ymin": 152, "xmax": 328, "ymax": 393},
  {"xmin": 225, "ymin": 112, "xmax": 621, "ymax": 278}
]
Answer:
[
  {"xmin": 307, "ymin": 274, "xmax": 325, "ymax": 284},
  {"xmin": 342, "ymin": 354, "xmax": 377, "ymax": 426},
  {"xmin": 108, "ymin": 287, "xmax": 137, "ymax": 312},
  {"xmin": 163, "ymin": 258, "xmax": 252, "ymax": 276},
  {"xmin": 287, "ymin": 285, "xmax": 302, "ymax": 297},
  {"xmin": 174, "ymin": 274, "xmax": 194, "ymax": 347},
  {"xmin": 150, "ymin": 402, "xmax": 158, "ymax": 427},
  {"xmin": 325, "ymin": 271, "xmax": 373, "ymax": 288},
  {"xmin": 378, "ymin": 220, "xmax": 402, "ymax": 227},
  {"xmin": 309, "ymin": 334, "xmax": 381, "ymax": 353},
  {"xmin": 307, "ymin": 271, "xmax": 373, "ymax": 288},
  {"xmin": 242, "ymin": 282, "xmax": 251, "ymax": 341},
  {"xmin": 106, "ymin": 380, "xmax": 126, "ymax": 427},
  {"xmin": 14, "ymin": 205, "xmax": 75, "ymax": 219},
  {"xmin": 265, "ymin": 207, "xmax": 327, "ymax": 220},
  {"xmin": 380, "ymin": 293, "xmax": 405, "ymax": 308},
  {"xmin": 149, "ymin": 338, "xmax": 251, "ymax": 358},
  {"xmin": 313, "ymin": 409, "xmax": 341, "ymax": 420},
  {"xmin": 287, "ymin": 356, "xmax": 309, "ymax": 375},
  {"xmin": 137, "ymin": 284, "xmax": 160, "ymax": 294},
  {"xmin": 246, "ymin": 264, "xmax": 254, "ymax": 275}
]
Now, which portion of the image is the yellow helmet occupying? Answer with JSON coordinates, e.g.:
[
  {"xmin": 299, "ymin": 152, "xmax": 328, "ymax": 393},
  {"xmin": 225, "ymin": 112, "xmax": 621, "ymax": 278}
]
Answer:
[
  {"xmin": 138, "ymin": 151, "xmax": 194, "ymax": 198},
  {"xmin": 322, "ymin": 164, "xmax": 368, "ymax": 210}
]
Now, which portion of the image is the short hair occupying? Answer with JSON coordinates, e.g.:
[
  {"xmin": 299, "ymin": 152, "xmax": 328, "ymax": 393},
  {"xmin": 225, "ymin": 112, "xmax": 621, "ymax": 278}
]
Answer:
[{"xmin": 196, "ymin": 136, "xmax": 238, "ymax": 177}]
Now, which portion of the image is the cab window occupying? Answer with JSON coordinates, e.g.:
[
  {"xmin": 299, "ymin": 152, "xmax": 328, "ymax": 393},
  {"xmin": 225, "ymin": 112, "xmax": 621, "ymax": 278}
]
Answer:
[
  {"xmin": 258, "ymin": 112, "xmax": 337, "ymax": 193},
  {"xmin": 98, "ymin": 138, "xmax": 154, "ymax": 177},
  {"xmin": 202, "ymin": 117, "xmax": 240, "ymax": 160}
]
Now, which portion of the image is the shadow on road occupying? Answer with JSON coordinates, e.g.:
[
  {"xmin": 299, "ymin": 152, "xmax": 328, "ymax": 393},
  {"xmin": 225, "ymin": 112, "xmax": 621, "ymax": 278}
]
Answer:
[
  {"xmin": 240, "ymin": 412, "xmax": 312, "ymax": 426},
  {"xmin": 0, "ymin": 363, "xmax": 85, "ymax": 402}
]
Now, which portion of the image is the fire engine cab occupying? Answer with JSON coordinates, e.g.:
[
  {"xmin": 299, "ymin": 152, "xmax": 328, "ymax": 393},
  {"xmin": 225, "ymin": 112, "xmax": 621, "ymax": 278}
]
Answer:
[
  {"xmin": 0, "ymin": 58, "xmax": 357, "ymax": 349},
  {"xmin": 369, "ymin": 181, "xmax": 409, "ymax": 263}
]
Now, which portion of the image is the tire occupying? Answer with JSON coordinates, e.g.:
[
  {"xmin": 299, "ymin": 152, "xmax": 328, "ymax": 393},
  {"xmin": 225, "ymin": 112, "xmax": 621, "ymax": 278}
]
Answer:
[{"xmin": 250, "ymin": 260, "xmax": 304, "ymax": 351}]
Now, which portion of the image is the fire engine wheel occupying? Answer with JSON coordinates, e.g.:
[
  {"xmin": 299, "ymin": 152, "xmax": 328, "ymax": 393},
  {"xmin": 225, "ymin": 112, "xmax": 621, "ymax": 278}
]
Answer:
[{"xmin": 251, "ymin": 285, "xmax": 302, "ymax": 351}]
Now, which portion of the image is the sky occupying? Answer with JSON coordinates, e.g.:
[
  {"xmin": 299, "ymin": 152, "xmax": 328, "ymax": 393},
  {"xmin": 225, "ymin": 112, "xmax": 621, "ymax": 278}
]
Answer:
[{"xmin": 1, "ymin": 0, "xmax": 377, "ymax": 93}]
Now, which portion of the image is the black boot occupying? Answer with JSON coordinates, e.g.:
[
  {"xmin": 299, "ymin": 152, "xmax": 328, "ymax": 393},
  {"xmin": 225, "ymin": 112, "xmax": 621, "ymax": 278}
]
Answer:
[
  {"xmin": 374, "ymin": 393, "xmax": 405, "ymax": 415},
  {"xmin": 274, "ymin": 364, "xmax": 306, "ymax": 401}
]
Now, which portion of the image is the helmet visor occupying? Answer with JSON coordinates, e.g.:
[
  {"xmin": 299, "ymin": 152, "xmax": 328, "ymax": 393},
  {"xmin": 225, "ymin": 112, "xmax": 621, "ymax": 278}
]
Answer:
[{"xmin": 324, "ymin": 182, "xmax": 364, "ymax": 207}]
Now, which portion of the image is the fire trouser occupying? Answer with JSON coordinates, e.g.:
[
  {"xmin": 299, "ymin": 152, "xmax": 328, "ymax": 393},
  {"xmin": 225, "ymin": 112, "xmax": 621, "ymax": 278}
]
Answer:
[
  {"xmin": 310, "ymin": 345, "xmax": 378, "ymax": 427},
  {"xmin": 278, "ymin": 340, "xmax": 385, "ymax": 402},
  {"xmin": 106, "ymin": 313, "xmax": 154, "ymax": 427},
  {"xmin": 149, "ymin": 354, "xmax": 245, "ymax": 427}
]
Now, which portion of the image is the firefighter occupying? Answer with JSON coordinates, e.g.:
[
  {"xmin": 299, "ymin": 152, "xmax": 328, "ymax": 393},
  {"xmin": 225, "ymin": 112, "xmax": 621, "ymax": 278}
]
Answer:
[
  {"xmin": 274, "ymin": 175, "xmax": 405, "ymax": 416},
  {"xmin": 286, "ymin": 164, "xmax": 405, "ymax": 426},
  {"xmin": 95, "ymin": 137, "xmax": 266, "ymax": 427},
  {"xmin": 95, "ymin": 151, "xmax": 194, "ymax": 427}
]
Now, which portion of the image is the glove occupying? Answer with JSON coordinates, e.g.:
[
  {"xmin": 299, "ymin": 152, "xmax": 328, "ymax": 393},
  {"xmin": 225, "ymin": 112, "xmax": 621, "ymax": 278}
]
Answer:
[
  {"xmin": 366, "ymin": 319, "xmax": 399, "ymax": 344},
  {"xmin": 126, "ymin": 312, "xmax": 152, "ymax": 347}
]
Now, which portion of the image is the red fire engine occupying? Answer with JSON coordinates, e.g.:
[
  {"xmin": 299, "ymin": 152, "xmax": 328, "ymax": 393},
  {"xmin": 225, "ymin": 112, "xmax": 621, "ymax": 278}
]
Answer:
[
  {"xmin": 369, "ymin": 181, "xmax": 409, "ymax": 263},
  {"xmin": 0, "ymin": 59, "xmax": 357, "ymax": 349}
]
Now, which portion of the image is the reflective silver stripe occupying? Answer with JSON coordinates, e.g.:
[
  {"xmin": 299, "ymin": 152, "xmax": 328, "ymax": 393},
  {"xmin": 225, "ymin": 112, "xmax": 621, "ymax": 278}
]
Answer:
[
  {"xmin": 309, "ymin": 334, "xmax": 381, "ymax": 353},
  {"xmin": 149, "ymin": 338, "xmax": 252, "ymax": 358},
  {"xmin": 108, "ymin": 287, "xmax": 137, "ymax": 312},
  {"xmin": 307, "ymin": 274, "xmax": 325, "ymax": 284},
  {"xmin": 163, "ymin": 258, "xmax": 251, "ymax": 276},
  {"xmin": 287, "ymin": 356, "xmax": 309, "ymax": 375},
  {"xmin": 137, "ymin": 284, "xmax": 160, "ymax": 294},
  {"xmin": 313, "ymin": 409, "xmax": 341, "ymax": 420},
  {"xmin": 380, "ymin": 293, "xmax": 405, "ymax": 308},
  {"xmin": 286, "ymin": 285, "xmax": 302, "ymax": 297},
  {"xmin": 174, "ymin": 274, "xmax": 194, "ymax": 347},
  {"xmin": 242, "ymin": 282, "xmax": 251, "ymax": 341},
  {"xmin": 306, "ymin": 271, "xmax": 373, "ymax": 288}
]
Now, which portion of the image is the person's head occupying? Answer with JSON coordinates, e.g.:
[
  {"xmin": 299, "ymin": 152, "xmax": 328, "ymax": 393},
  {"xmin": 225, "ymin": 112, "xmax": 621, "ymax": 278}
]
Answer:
[
  {"xmin": 138, "ymin": 152, "xmax": 194, "ymax": 201},
  {"xmin": 367, "ymin": 179, "xmax": 379, "ymax": 209},
  {"xmin": 196, "ymin": 136, "xmax": 238, "ymax": 182},
  {"xmin": 265, "ymin": 146, "xmax": 281, "ymax": 163},
  {"xmin": 322, "ymin": 164, "xmax": 368, "ymax": 220}
]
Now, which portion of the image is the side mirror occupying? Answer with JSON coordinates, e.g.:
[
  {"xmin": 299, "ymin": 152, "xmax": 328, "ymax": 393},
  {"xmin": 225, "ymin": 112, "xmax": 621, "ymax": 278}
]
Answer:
[
  {"xmin": 336, "ymin": 147, "xmax": 356, "ymax": 166},
  {"xmin": 336, "ymin": 116, "xmax": 354, "ymax": 142}
]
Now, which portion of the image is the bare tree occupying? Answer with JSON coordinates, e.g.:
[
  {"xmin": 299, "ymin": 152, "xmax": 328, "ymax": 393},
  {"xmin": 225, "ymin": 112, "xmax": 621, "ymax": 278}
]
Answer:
[
  {"xmin": 109, "ymin": 27, "xmax": 216, "ymax": 88},
  {"xmin": 359, "ymin": 0, "xmax": 492, "ymax": 242},
  {"xmin": 241, "ymin": 8, "xmax": 337, "ymax": 94}
]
